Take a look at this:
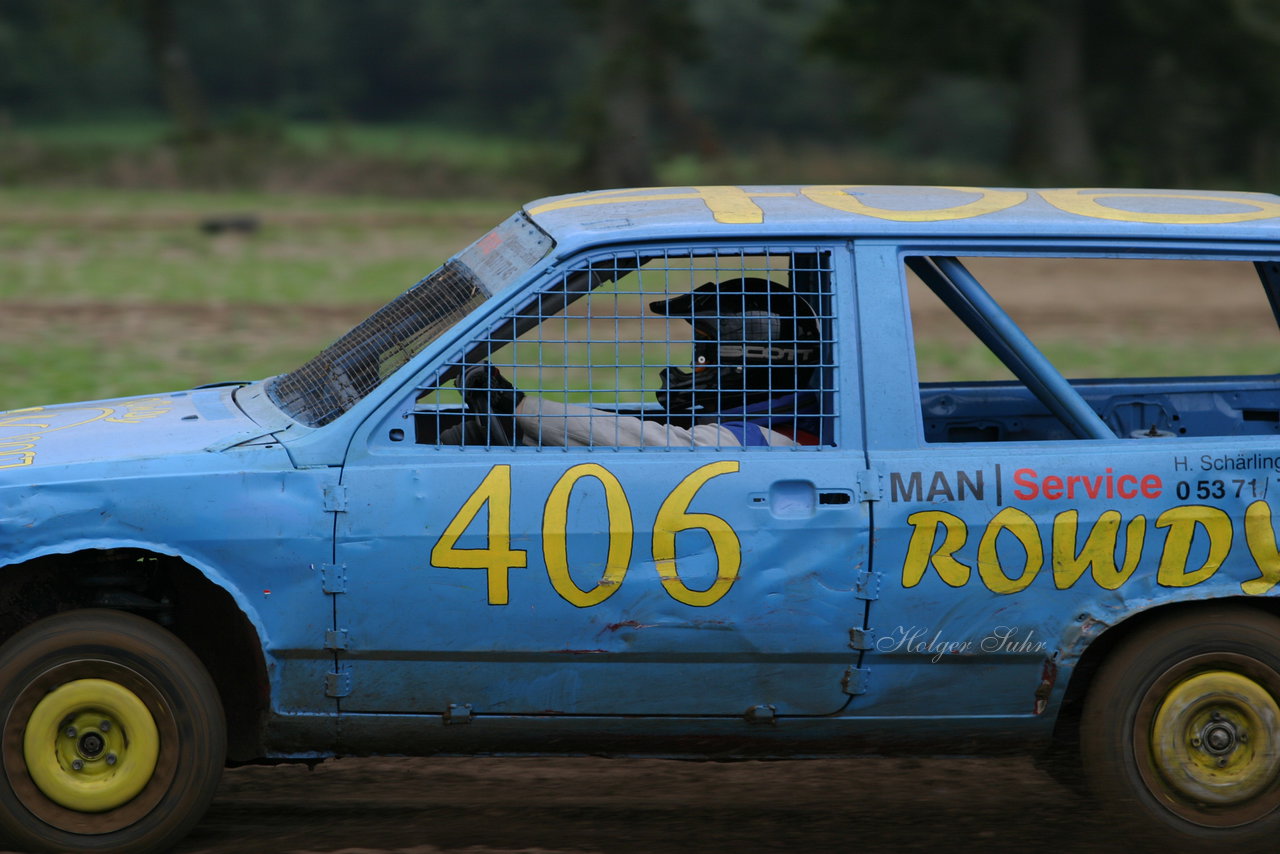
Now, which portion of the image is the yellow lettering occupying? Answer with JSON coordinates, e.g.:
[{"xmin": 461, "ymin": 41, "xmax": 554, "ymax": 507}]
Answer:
[
  {"xmin": 106, "ymin": 398, "xmax": 173, "ymax": 424},
  {"xmin": 0, "ymin": 450, "xmax": 35, "ymax": 469},
  {"xmin": 0, "ymin": 415, "xmax": 51, "ymax": 430},
  {"xmin": 977, "ymin": 507, "xmax": 1042, "ymax": 594},
  {"xmin": 1155, "ymin": 505, "xmax": 1232, "ymax": 587},
  {"xmin": 429, "ymin": 465, "xmax": 528, "ymax": 605},
  {"xmin": 1243, "ymin": 500, "xmax": 1280, "ymax": 595},
  {"xmin": 801, "ymin": 185, "xmax": 1026, "ymax": 221},
  {"xmin": 1040, "ymin": 189, "xmax": 1280, "ymax": 224},
  {"xmin": 652, "ymin": 461, "xmax": 742, "ymax": 606},
  {"xmin": 524, "ymin": 185, "xmax": 1280, "ymax": 228},
  {"xmin": 1052, "ymin": 509, "xmax": 1145, "ymax": 590},
  {"xmin": 543, "ymin": 464, "xmax": 633, "ymax": 608},
  {"xmin": 903, "ymin": 510, "xmax": 971, "ymax": 587},
  {"xmin": 528, "ymin": 186, "xmax": 793, "ymax": 225},
  {"xmin": 0, "ymin": 437, "xmax": 40, "ymax": 468}
]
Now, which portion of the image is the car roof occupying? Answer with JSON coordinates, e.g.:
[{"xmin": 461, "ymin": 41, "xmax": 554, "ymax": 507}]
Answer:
[{"xmin": 524, "ymin": 185, "xmax": 1280, "ymax": 253}]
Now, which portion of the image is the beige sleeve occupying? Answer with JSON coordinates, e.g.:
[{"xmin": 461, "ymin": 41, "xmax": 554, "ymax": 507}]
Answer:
[{"xmin": 514, "ymin": 396, "xmax": 766, "ymax": 447}]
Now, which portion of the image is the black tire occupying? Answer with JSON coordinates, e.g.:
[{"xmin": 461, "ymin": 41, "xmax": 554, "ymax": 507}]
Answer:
[
  {"xmin": 0, "ymin": 609, "xmax": 225, "ymax": 853},
  {"xmin": 1081, "ymin": 606, "xmax": 1280, "ymax": 853}
]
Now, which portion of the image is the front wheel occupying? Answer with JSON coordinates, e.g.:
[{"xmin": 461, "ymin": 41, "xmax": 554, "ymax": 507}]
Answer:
[
  {"xmin": 1081, "ymin": 606, "xmax": 1280, "ymax": 853},
  {"xmin": 0, "ymin": 609, "xmax": 225, "ymax": 853}
]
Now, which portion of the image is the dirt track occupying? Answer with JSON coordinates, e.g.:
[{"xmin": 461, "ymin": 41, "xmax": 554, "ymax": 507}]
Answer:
[{"xmin": 174, "ymin": 754, "xmax": 1130, "ymax": 854}]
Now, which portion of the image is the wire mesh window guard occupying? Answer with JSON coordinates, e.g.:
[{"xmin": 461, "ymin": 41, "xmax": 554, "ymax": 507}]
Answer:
[
  {"xmin": 418, "ymin": 248, "xmax": 837, "ymax": 450},
  {"xmin": 272, "ymin": 261, "xmax": 486, "ymax": 427}
]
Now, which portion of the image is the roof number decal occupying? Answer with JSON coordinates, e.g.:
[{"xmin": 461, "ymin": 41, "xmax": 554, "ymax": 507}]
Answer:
[{"xmin": 530, "ymin": 186, "xmax": 1280, "ymax": 226}]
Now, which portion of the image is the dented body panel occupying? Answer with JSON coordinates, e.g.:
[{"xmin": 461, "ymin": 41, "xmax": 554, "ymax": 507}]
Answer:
[{"xmin": 0, "ymin": 387, "xmax": 338, "ymax": 716}]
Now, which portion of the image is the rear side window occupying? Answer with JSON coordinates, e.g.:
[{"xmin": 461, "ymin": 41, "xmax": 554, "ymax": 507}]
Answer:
[{"xmin": 904, "ymin": 255, "xmax": 1280, "ymax": 442}]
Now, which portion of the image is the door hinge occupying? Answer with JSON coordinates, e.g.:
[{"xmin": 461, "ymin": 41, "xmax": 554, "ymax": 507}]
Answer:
[
  {"xmin": 323, "ymin": 484, "xmax": 348, "ymax": 512},
  {"xmin": 842, "ymin": 665, "xmax": 870, "ymax": 696},
  {"xmin": 444, "ymin": 703, "xmax": 473, "ymax": 725},
  {"xmin": 325, "ymin": 671, "xmax": 352, "ymax": 698},
  {"xmin": 855, "ymin": 570, "xmax": 881, "ymax": 601},
  {"xmin": 320, "ymin": 563, "xmax": 347, "ymax": 594},
  {"xmin": 324, "ymin": 629, "xmax": 349, "ymax": 651},
  {"xmin": 848, "ymin": 627, "xmax": 874, "ymax": 651},
  {"xmin": 855, "ymin": 468, "xmax": 882, "ymax": 502}
]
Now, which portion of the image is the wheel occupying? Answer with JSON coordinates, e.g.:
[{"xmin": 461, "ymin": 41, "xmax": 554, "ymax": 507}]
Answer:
[
  {"xmin": 1081, "ymin": 606, "xmax": 1280, "ymax": 853},
  {"xmin": 0, "ymin": 609, "xmax": 226, "ymax": 853}
]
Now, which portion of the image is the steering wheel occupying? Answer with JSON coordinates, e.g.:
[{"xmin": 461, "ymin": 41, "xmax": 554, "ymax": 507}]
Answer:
[
  {"xmin": 479, "ymin": 408, "xmax": 516, "ymax": 447},
  {"xmin": 458, "ymin": 362, "xmax": 522, "ymax": 447}
]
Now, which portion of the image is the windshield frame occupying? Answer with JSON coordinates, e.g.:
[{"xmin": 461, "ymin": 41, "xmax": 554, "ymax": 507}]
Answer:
[{"xmin": 266, "ymin": 212, "xmax": 553, "ymax": 428}]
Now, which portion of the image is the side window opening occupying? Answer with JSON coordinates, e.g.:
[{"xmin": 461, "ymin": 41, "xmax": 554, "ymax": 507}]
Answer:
[
  {"xmin": 906, "ymin": 255, "xmax": 1280, "ymax": 443},
  {"xmin": 416, "ymin": 248, "xmax": 837, "ymax": 449}
]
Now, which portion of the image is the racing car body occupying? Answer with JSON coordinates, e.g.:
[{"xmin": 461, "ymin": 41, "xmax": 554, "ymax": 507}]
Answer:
[{"xmin": 4, "ymin": 185, "xmax": 1280, "ymax": 852}]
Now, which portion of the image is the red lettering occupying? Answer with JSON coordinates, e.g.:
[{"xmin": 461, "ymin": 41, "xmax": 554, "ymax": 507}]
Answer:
[
  {"xmin": 1042, "ymin": 475, "xmax": 1064, "ymax": 500},
  {"xmin": 1012, "ymin": 468, "xmax": 1038, "ymax": 500},
  {"xmin": 1010, "ymin": 468, "xmax": 1160, "ymax": 502},
  {"xmin": 1117, "ymin": 474, "xmax": 1138, "ymax": 499},
  {"xmin": 1141, "ymin": 474, "xmax": 1162, "ymax": 499},
  {"xmin": 1083, "ymin": 476, "xmax": 1102, "ymax": 499},
  {"xmin": 1065, "ymin": 475, "xmax": 1085, "ymax": 499}
]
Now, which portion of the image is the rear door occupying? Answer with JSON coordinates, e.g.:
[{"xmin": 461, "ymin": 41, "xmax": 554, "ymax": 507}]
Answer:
[{"xmin": 856, "ymin": 243, "xmax": 1280, "ymax": 720}]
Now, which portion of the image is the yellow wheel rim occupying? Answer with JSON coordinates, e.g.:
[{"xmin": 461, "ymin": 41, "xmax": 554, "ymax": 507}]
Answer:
[
  {"xmin": 1151, "ymin": 670, "xmax": 1280, "ymax": 807},
  {"xmin": 21, "ymin": 678, "xmax": 160, "ymax": 813}
]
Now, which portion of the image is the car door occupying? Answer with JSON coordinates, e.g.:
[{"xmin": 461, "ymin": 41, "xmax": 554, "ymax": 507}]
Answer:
[
  {"xmin": 332, "ymin": 242, "xmax": 872, "ymax": 717},
  {"xmin": 855, "ymin": 243, "xmax": 1280, "ymax": 720}
]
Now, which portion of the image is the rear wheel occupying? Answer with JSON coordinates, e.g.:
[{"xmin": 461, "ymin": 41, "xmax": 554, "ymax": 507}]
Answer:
[
  {"xmin": 1081, "ymin": 607, "xmax": 1280, "ymax": 853},
  {"xmin": 0, "ymin": 609, "xmax": 225, "ymax": 853}
]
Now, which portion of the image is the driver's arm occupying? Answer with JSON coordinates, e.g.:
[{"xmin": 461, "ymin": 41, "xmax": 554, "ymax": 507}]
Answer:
[{"xmin": 513, "ymin": 395, "xmax": 744, "ymax": 447}]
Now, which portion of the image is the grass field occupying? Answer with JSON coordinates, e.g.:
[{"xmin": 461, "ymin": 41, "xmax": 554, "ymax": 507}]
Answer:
[
  {"xmin": 3, "ymin": 188, "xmax": 1278, "ymax": 413},
  {"xmin": 0, "ymin": 188, "xmax": 518, "ymax": 409}
]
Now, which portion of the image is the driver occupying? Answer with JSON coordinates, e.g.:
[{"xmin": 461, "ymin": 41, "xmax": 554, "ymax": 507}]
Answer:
[{"xmin": 460, "ymin": 277, "xmax": 823, "ymax": 447}]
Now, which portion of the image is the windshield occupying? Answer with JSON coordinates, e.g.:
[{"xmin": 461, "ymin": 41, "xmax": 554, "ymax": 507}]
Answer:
[{"xmin": 268, "ymin": 212, "xmax": 552, "ymax": 427}]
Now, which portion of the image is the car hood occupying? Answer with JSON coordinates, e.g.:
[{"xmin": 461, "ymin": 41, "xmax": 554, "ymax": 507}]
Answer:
[{"xmin": 0, "ymin": 386, "xmax": 276, "ymax": 476}]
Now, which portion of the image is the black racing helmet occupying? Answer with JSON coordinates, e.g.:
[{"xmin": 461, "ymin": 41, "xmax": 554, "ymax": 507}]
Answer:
[{"xmin": 649, "ymin": 277, "xmax": 821, "ymax": 413}]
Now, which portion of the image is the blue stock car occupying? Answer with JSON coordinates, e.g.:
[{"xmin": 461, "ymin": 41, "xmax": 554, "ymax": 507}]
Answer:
[{"xmin": 5, "ymin": 185, "xmax": 1280, "ymax": 852}]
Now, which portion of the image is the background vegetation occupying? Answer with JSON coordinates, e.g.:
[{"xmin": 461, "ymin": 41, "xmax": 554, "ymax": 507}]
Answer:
[
  {"xmin": 2, "ymin": 0, "xmax": 1278, "ymax": 409},
  {"xmin": 7, "ymin": 0, "xmax": 1280, "ymax": 192}
]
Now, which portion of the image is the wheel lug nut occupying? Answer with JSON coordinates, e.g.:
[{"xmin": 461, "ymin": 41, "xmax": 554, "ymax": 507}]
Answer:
[
  {"xmin": 1218, "ymin": 757, "xmax": 1229, "ymax": 767},
  {"xmin": 70, "ymin": 759, "xmax": 84, "ymax": 771},
  {"xmin": 1241, "ymin": 732, "xmax": 1249, "ymax": 743},
  {"xmin": 1212, "ymin": 711, "xmax": 1223, "ymax": 721},
  {"xmin": 105, "ymin": 753, "xmax": 117, "ymax": 766},
  {"xmin": 99, "ymin": 721, "xmax": 110, "ymax": 733},
  {"xmin": 1191, "ymin": 736, "xmax": 1203, "ymax": 747},
  {"xmin": 64, "ymin": 726, "xmax": 77, "ymax": 739}
]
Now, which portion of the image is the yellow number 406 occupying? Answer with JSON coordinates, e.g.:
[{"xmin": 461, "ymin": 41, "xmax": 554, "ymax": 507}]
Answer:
[{"xmin": 429, "ymin": 461, "xmax": 741, "ymax": 608}]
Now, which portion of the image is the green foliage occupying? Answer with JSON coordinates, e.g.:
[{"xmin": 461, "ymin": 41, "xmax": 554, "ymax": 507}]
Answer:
[
  {"xmin": 5, "ymin": 0, "xmax": 1276, "ymax": 189},
  {"xmin": 813, "ymin": 0, "xmax": 1280, "ymax": 187}
]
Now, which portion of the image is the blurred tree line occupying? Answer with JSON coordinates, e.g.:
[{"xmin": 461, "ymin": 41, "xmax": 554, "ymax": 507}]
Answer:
[{"xmin": 1, "ymin": 0, "xmax": 1279, "ymax": 190}]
